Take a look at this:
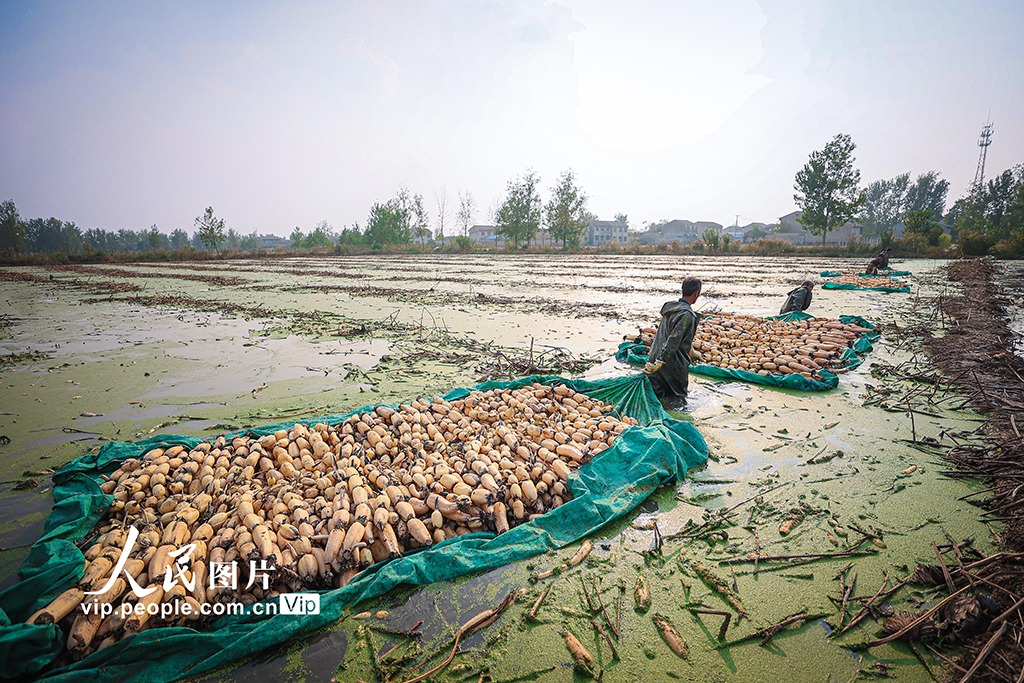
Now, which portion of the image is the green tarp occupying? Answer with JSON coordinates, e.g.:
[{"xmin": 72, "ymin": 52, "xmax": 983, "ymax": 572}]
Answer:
[
  {"xmin": 0, "ymin": 373, "xmax": 707, "ymax": 682},
  {"xmin": 614, "ymin": 315, "xmax": 879, "ymax": 393},
  {"xmin": 820, "ymin": 270, "xmax": 911, "ymax": 278},
  {"xmin": 820, "ymin": 281, "xmax": 911, "ymax": 293}
]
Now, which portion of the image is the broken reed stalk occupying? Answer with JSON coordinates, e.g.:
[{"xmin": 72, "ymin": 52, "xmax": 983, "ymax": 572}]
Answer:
[
  {"xmin": 691, "ymin": 608, "xmax": 732, "ymax": 641},
  {"xmin": 591, "ymin": 618, "xmax": 619, "ymax": 660},
  {"xmin": 720, "ymin": 546, "xmax": 873, "ymax": 565},
  {"xmin": 591, "ymin": 578, "xmax": 619, "ymax": 639},
  {"xmin": 528, "ymin": 584, "xmax": 551, "ymax": 621}
]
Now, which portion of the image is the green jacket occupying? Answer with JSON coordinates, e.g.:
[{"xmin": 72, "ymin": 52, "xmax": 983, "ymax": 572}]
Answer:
[{"xmin": 648, "ymin": 299, "xmax": 700, "ymax": 396}]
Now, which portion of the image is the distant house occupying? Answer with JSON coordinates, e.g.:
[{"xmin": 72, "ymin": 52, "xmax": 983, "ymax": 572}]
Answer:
[
  {"xmin": 731, "ymin": 222, "xmax": 769, "ymax": 241},
  {"xmin": 637, "ymin": 219, "xmax": 723, "ymax": 245},
  {"xmin": 468, "ymin": 224, "xmax": 555, "ymax": 248},
  {"xmin": 585, "ymin": 219, "xmax": 628, "ymax": 247},
  {"xmin": 468, "ymin": 225, "xmax": 497, "ymax": 243},
  {"xmin": 258, "ymin": 234, "xmax": 290, "ymax": 249},
  {"xmin": 776, "ymin": 211, "xmax": 866, "ymax": 246},
  {"xmin": 778, "ymin": 211, "xmax": 803, "ymax": 233}
]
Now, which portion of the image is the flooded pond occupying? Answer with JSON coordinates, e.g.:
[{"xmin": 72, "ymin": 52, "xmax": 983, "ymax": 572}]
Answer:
[{"xmin": 0, "ymin": 254, "xmax": 995, "ymax": 681}]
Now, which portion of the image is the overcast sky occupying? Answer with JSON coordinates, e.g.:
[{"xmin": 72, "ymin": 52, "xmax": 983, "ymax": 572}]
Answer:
[{"xmin": 1, "ymin": 1, "xmax": 1022, "ymax": 236}]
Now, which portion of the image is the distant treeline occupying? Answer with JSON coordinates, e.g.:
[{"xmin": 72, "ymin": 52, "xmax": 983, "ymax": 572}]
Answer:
[{"xmin": 2, "ymin": 153, "xmax": 1022, "ymax": 262}]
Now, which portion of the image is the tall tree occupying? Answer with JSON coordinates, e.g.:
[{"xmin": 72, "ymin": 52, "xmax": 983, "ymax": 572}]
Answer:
[
  {"xmin": 337, "ymin": 224, "xmax": 364, "ymax": 246},
  {"xmin": 0, "ymin": 200, "xmax": 25, "ymax": 255},
  {"xmin": 544, "ymin": 169, "xmax": 589, "ymax": 249},
  {"xmin": 304, "ymin": 220, "xmax": 335, "ymax": 249},
  {"xmin": 495, "ymin": 170, "xmax": 542, "ymax": 249},
  {"xmin": 239, "ymin": 231, "xmax": 261, "ymax": 251},
  {"xmin": 147, "ymin": 225, "xmax": 165, "ymax": 251},
  {"xmin": 904, "ymin": 209, "xmax": 943, "ymax": 246},
  {"xmin": 794, "ymin": 133, "xmax": 865, "ymax": 244},
  {"xmin": 860, "ymin": 173, "xmax": 908, "ymax": 238},
  {"xmin": 170, "ymin": 228, "xmax": 190, "ymax": 250},
  {"xmin": 195, "ymin": 207, "xmax": 226, "ymax": 253},
  {"xmin": 904, "ymin": 171, "xmax": 950, "ymax": 220},
  {"xmin": 364, "ymin": 199, "xmax": 410, "ymax": 248},
  {"xmin": 614, "ymin": 213, "xmax": 629, "ymax": 227},
  {"xmin": 224, "ymin": 227, "xmax": 241, "ymax": 250},
  {"xmin": 406, "ymin": 191, "xmax": 430, "ymax": 245},
  {"xmin": 434, "ymin": 185, "xmax": 449, "ymax": 241},
  {"xmin": 456, "ymin": 191, "xmax": 476, "ymax": 237}
]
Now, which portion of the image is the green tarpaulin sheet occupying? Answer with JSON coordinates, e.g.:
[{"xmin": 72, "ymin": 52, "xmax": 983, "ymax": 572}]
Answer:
[
  {"xmin": 820, "ymin": 281, "xmax": 911, "ymax": 293},
  {"xmin": 820, "ymin": 270, "xmax": 911, "ymax": 278},
  {"xmin": 0, "ymin": 373, "xmax": 707, "ymax": 682},
  {"xmin": 614, "ymin": 315, "xmax": 879, "ymax": 393}
]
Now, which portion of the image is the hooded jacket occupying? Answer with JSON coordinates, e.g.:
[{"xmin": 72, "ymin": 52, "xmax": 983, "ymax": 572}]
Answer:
[
  {"xmin": 780, "ymin": 286, "xmax": 812, "ymax": 314},
  {"xmin": 649, "ymin": 299, "xmax": 699, "ymax": 365}
]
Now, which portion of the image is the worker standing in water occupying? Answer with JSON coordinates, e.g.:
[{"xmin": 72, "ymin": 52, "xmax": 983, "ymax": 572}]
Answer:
[{"xmin": 644, "ymin": 277, "xmax": 702, "ymax": 399}]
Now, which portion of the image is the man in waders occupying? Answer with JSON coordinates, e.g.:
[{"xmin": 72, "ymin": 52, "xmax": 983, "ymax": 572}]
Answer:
[
  {"xmin": 643, "ymin": 277, "xmax": 702, "ymax": 399},
  {"xmin": 780, "ymin": 280, "xmax": 814, "ymax": 315}
]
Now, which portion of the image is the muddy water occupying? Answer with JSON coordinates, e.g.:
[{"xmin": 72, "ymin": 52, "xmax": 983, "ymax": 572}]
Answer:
[
  {"xmin": 998, "ymin": 261, "xmax": 1024, "ymax": 359},
  {"xmin": 0, "ymin": 255, "xmax": 992, "ymax": 682}
]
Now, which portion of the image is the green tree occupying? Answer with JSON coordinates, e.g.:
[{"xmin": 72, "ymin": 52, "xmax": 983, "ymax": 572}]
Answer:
[
  {"xmin": 239, "ymin": 231, "xmax": 261, "ymax": 251},
  {"xmin": 1004, "ymin": 171, "xmax": 1024, "ymax": 253},
  {"xmin": 905, "ymin": 171, "xmax": 950, "ymax": 220},
  {"xmin": 195, "ymin": 207, "xmax": 226, "ymax": 253},
  {"xmin": 364, "ymin": 200, "xmax": 410, "ymax": 248},
  {"xmin": 147, "ymin": 225, "xmax": 165, "ymax": 251},
  {"xmin": 224, "ymin": 228, "xmax": 241, "ymax": 250},
  {"xmin": 614, "ymin": 213, "xmax": 629, "ymax": 227},
  {"xmin": 701, "ymin": 228, "xmax": 721, "ymax": 252},
  {"xmin": 0, "ymin": 200, "xmax": 26, "ymax": 255},
  {"xmin": 545, "ymin": 169, "xmax": 589, "ymax": 249},
  {"xmin": 904, "ymin": 209, "xmax": 942, "ymax": 246},
  {"xmin": 948, "ymin": 193, "xmax": 991, "ymax": 253},
  {"xmin": 170, "ymin": 228, "xmax": 190, "ymax": 250},
  {"xmin": 495, "ymin": 170, "xmax": 542, "ymax": 249},
  {"xmin": 406, "ymin": 190, "xmax": 430, "ymax": 245},
  {"xmin": 946, "ymin": 165, "xmax": 1024, "ymax": 254},
  {"xmin": 794, "ymin": 133, "xmax": 866, "ymax": 245},
  {"xmin": 860, "ymin": 173, "xmax": 908, "ymax": 238},
  {"xmin": 289, "ymin": 227, "xmax": 304, "ymax": 248},
  {"xmin": 878, "ymin": 228, "xmax": 895, "ymax": 250},
  {"xmin": 303, "ymin": 220, "xmax": 336, "ymax": 249},
  {"xmin": 337, "ymin": 224, "xmax": 364, "ymax": 247}
]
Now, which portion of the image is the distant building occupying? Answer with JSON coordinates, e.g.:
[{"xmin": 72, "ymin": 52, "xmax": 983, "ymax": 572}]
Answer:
[
  {"xmin": 729, "ymin": 222, "xmax": 769, "ymax": 241},
  {"xmin": 468, "ymin": 224, "xmax": 555, "ymax": 248},
  {"xmin": 468, "ymin": 225, "xmax": 497, "ymax": 243},
  {"xmin": 259, "ymin": 234, "xmax": 290, "ymax": 249},
  {"xmin": 585, "ymin": 219, "xmax": 629, "ymax": 246},
  {"xmin": 636, "ymin": 219, "xmax": 723, "ymax": 245},
  {"xmin": 775, "ymin": 211, "xmax": 866, "ymax": 246}
]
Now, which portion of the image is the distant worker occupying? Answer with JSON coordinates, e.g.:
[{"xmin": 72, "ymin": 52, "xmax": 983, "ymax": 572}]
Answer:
[
  {"xmin": 865, "ymin": 258, "xmax": 880, "ymax": 275},
  {"xmin": 780, "ymin": 281, "xmax": 814, "ymax": 315},
  {"xmin": 643, "ymin": 277, "xmax": 702, "ymax": 399},
  {"xmin": 876, "ymin": 247, "xmax": 893, "ymax": 269}
]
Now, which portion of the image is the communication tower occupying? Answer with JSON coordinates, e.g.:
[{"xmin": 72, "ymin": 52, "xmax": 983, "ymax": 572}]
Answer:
[{"xmin": 973, "ymin": 121, "xmax": 994, "ymax": 191}]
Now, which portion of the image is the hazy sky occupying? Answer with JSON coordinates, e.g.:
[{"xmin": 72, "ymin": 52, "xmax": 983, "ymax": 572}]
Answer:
[{"xmin": 1, "ymin": 1, "xmax": 1022, "ymax": 236}]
